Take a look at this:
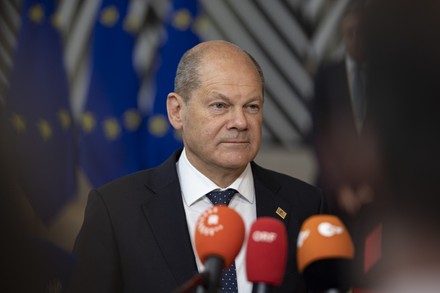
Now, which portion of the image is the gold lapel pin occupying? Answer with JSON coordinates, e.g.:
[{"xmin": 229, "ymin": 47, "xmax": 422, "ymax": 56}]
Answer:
[{"xmin": 276, "ymin": 207, "xmax": 287, "ymax": 219}]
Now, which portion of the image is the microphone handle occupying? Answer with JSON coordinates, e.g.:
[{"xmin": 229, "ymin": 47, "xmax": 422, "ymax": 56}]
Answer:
[
  {"xmin": 204, "ymin": 255, "xmax": 225, "ymax": 293},
  {"xmin": 254, "ymin": 283, "xmax": 270, "ymax": 293}
]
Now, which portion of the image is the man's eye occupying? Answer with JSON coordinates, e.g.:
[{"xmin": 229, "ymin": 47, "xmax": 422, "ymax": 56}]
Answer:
[
  {"xmin": 246, "ymin": 104, "xmax": 260, "ymax": 112},
  {"xmin": 213, "ymin": 103, "xmax": 227, "ymax": 109}
]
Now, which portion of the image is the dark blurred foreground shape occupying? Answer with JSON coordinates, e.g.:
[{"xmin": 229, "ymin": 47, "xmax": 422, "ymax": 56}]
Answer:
[
  {"xmin": 360, "ymin": 0, "xmax": 440, "ymax": 291},
  {"xmin": 315, "ymin": 0, "xmax": 440, "ymax": 290},
  {"xmin": 0, "ymin": 128, "xmax": 75, "ymax": 292}
]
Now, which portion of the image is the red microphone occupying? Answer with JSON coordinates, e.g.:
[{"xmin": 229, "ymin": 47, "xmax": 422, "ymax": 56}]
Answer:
[
  {"xmin": 297, "ymin": 215, "xmax": 355, "ymax": 292},
  {"xmin": 246, "ymin": 217, "xmax": 288, "ymax": 293},
  {"xmin": 194, "ymin": 205, "xmax": 245, "ymax": 293}
]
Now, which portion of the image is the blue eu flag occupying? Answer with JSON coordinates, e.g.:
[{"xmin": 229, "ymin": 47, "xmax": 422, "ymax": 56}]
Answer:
[
  {"xmin": 140, "ymin": 0, "xmax": 202, "ymax": 168},
  {"xmin": 80, "ymin": 0, "xmax": 143, "ymax": 187},
  {"xmin": 4, "ymin": 0, "xmax": 76, "ymax": 224}
]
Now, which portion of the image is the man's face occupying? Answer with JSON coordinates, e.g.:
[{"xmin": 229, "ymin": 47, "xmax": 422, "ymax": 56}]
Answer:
[
  {"xmin": 176, "ymin": 52, "xmax": 263, "ymax": 177},
  {"xmin": 343, "ymin": 12, "xmax": 364, "ymax": 62}
]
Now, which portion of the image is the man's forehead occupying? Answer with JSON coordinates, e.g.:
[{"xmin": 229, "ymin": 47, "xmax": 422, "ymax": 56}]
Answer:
[
  {"xmin": 197, "ymin": 77, "xmax": 263, "ymax": 97},
  {"xmin": 198, "ymin": 58, "xmax": 260, "ymax": 83}
]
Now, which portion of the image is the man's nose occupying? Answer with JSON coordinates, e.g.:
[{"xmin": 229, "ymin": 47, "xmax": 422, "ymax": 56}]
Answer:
[{"xmin": 228, "ymin": 108, "xmax": 248, "ymax": 130}]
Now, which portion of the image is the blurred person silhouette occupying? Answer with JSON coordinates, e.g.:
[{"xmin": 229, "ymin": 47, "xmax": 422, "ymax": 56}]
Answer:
[
  {"xmin": 361, "ymin": 0, "xmax": 440, "ymax": 291},
  {"xmin": 311, "ymin": 0, "xmax": 373, "ymax": 229},
  {"xmin": 311, "ymin": 1, "xmax": 379, "ymax": 288}
]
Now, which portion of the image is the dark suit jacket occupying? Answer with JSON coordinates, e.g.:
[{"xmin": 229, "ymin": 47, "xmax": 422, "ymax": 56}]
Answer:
[
  {"xmin": 312, "ymin": 60, "xmax": 378, "ymax": 289},
  {"xmin": 312, "ymin": 59, "xmax": 367, "ymax": 195},
  {"xmin": 68, "ymin": 149, "xmax": 326, "ymax": 293}
]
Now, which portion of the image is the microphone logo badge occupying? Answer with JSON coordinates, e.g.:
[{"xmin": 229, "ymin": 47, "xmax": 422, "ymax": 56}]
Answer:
[
  {"xmin": 252, "ymin": 230, "xmax": 278, "ymax": 243},
  {"xmin": 196, "ymin": 207, "xmax": 224, "ymax": 237},
  {"xmin": 318, "ymin": 222, "xmax": 344, "ymax": 237},
  {"xmin": 207, "ymin": 214, "xmax": 219, "ymax": 225}
]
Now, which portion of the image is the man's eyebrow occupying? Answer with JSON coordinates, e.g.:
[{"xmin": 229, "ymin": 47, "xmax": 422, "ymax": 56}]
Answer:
[
  {"xmin": 211, "ymin": 92, "xmax": 229, "ymax": 100},
  {"xmin": 211, "ymin": 92, "xmax": 262, "ymax": 103}
]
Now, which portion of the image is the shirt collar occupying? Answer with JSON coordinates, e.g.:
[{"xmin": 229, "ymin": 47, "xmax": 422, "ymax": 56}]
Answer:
[{"xmin": 176, "ymin": 148, "xmax": 255, "ymax": 206}]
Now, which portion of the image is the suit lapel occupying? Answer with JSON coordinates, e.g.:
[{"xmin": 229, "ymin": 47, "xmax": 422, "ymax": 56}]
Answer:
[
  {"xmin": 252, "ymin": 162, "xmax": 291, "ymax": 225},
  {"xmin": 251, "ymin": 163, "xmax": 294, "ymax": 293},
  {"xmin": 141, "ymin": 150, "xmax": 198, "ymax": 287}
]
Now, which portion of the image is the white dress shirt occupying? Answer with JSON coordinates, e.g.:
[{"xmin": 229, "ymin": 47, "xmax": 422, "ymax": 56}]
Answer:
[{"xmin": 176, "ymin": 148, "xmax": 257, "ymax": 292}]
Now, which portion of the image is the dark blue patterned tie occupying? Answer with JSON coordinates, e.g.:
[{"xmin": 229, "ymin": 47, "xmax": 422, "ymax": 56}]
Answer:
[{"xmin": 206, "ymin": 189, "xmax": 238, "ymax": 293}]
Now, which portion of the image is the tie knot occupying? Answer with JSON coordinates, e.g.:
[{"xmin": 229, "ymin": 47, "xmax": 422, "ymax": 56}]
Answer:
[{"xmin": 206, "ymin": 188, "xmax": 237, "ymax": 206}]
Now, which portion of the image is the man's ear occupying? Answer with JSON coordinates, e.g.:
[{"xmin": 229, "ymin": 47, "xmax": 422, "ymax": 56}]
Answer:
[{"xmin": 167, "ymin": 92, "xmax": 185, "ymax": 130}]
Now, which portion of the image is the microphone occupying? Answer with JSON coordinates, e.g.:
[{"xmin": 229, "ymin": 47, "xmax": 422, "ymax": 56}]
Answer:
[
  {"xmin": 194, "ymin": 205, "xmax": 245, "ymax": 293},
  {"xmin": 246, "ymin": 217, "xmax": 288, "ymax": 293},
  {"xmin": 297, "ymin": 215, "xmax": 355, "ymax": 293}
]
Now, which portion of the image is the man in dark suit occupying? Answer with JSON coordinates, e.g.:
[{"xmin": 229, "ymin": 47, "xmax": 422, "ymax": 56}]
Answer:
[
  {"xmin": 311, "ymin": 1, "xmax": 379, "ymax": 289},
  {"xmin": 68, "ymin": 40, "xmax": 326, "ymax": 293},
  {"xmin": 311, "ymin": 0, "xmax": 372, "ymax": 221}
]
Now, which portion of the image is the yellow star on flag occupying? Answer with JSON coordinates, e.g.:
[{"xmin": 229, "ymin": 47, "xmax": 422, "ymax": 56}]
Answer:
[
  {"xmin": 11, "ymin": 113, "xmax": 27, "ymax": 133},
  {"xmin": 103, "ymin": 118, "xmax": 121, "ymax": 141},
  {"xmin": 100, "ymin": 5, "xmax": 119, "ymax": 27},
  {"xmin": 149, "ymin": 115, "xmax": 169, "ymax": 137},
  {"xmin": 173, "ymin": 9, "xmax": 192, "ymax": 31},
  {"xmin": 38, "ymin": 119, "xmax": 52, "ymax": 141},
  {"xmin": 124, "ymin": 109, "xmax": 141, "ymax": 131},
  {"xmin": 58, "ymin": 109, "xmax": 71, "ymax": 130},
  {"xmin": 29, "ymin": 4, "xmax": 44, "ymax": 24},
  {"xmin": 82, "ymin": 112, "xmax": 96, "ymax": 133}
]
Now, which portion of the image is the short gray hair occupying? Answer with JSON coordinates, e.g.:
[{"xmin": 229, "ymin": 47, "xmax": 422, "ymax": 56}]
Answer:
[
  {"xmin": 174, "ymin": 46, "xmax": 205, "ymax": 103},
  {"xmin": 174, "ymin": 44, "xmax": 264, "ymax": 103}
]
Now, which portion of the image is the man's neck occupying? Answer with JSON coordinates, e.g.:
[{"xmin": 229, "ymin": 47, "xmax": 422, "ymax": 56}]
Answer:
[{"xmin": 193, "ymin": 164, "xmax": 245, "ymax": 188}]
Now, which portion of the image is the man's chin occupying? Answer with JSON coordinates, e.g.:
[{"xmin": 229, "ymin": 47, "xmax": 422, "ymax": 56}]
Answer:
[{"xmin": 219, "ymin": 154, "xmax": 252, "ymax": 169}]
